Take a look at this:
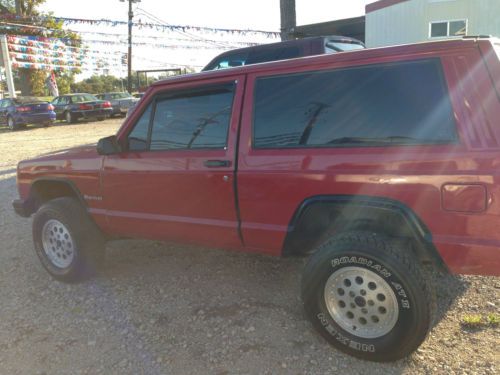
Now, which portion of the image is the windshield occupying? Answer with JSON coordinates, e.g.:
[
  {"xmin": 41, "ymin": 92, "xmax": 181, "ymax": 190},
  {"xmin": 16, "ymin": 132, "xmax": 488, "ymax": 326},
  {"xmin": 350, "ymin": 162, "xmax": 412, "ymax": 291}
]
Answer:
[
  {"xmin": 110, "ymin": 92, "xmax": 132, "ymax": 99},
  {"xmin": 72, "ymin": 94, "xmax": 98, "ymax": 103},
  {"xmin": 325, "ymin": 41, "xmax": 365, "ymax": 52}
]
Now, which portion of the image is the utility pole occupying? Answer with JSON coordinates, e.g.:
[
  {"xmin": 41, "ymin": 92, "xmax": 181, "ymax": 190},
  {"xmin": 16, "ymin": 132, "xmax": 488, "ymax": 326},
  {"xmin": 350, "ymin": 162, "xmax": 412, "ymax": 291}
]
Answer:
[
  {"xmin": 120, "ymin": 0, "xmax": 140, "ymax": 93},
  {"xmin": 15, "ymin": 0, "xmax": 22, "ymax": 16},
  {"xmin": 280, "ymin": 0, "xmax": 296, "ymax": 41}
]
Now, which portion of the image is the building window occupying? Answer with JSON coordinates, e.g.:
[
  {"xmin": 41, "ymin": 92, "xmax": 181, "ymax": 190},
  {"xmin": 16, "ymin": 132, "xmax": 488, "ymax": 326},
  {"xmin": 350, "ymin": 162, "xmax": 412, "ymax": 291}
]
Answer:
[{"xmin": 430, "ymin": 20, "xmax": 467, "ymax": 38}]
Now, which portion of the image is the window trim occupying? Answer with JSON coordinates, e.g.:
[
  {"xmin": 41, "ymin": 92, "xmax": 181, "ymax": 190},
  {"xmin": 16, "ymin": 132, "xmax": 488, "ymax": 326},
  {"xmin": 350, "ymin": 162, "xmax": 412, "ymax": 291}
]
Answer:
[
  {"xmin": 250, "ymin": 58, "xmax": 459, "ymax": 150},
  {"xmin": 125, "ymin": 81, "xmax": 237, "ymax": 153},
  {"xmin": 429, "ymin": 19, "xmax": 468, "ymax": 39}
]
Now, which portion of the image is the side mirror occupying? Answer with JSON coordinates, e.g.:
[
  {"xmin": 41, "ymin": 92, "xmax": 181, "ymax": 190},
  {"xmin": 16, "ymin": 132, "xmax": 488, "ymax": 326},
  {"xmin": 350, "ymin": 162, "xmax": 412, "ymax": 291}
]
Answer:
[{"xmin": 97, "ymin": 135, "xmax": 122, "ymax": 155}]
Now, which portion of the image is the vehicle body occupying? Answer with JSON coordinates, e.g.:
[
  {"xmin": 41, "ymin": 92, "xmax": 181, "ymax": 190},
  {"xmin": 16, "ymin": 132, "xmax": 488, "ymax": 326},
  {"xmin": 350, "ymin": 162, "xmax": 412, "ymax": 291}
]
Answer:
[
  {"xmin": 51, "ymin": 93, "xmax": 112, "ymax": 124},
  {"xmin": 0, "ymin": 97, "xmax": 55, "ymax": 130},
  {"xmin": 95, "ymin": 92, "xmax": 138, "ymax": 117},
  {"xmin": 13, "ymin": 37, "xmax": 500, "ymax": 362},
  {"xmin": 202, "ymin": 35, "xmax": 365, "ymax": 71}
]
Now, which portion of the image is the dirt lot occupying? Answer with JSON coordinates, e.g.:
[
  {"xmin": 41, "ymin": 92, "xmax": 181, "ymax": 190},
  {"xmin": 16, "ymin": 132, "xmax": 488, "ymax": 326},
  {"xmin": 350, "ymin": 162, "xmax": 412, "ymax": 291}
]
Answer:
[{"xmin": 0, "ymin": 118, "xmax": 498, "ymax": 374}]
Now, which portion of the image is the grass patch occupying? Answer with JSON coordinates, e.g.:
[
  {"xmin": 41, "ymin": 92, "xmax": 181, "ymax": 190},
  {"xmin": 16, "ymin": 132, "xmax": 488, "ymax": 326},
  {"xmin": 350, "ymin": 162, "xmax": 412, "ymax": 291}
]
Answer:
[
  {"xmin": 461, "ymin": 313, "xmax": 500, "ymax": 329},
  {"xmin": 486, "ymin": 313, "xmax": 500, "ymax": 326}
]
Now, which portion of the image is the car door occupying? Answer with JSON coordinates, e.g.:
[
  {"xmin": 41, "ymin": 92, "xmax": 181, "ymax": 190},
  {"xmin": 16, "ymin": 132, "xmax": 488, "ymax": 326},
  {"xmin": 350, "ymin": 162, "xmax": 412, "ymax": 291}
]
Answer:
[
  {"xmin": 100, "ymin": 75, "xmax": 245, "ymax": 249},
  {"xmin": 51, "ymin": 97, "xmax": 63, "ymax": 118}
]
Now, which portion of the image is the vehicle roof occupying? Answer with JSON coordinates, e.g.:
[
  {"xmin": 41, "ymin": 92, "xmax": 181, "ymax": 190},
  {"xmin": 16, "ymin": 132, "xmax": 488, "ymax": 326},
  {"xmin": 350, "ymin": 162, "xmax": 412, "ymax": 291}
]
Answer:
[
  {"xmin": 152, "ymin": 38, "xmax": 495, "ymax": 88},
  {"xmin": 209, "ymin": 35, "xmax": 363, "ymax": 58},
  {"xmin": 62, "ymin": 93, "xmax": 95, "ymax": 96}
]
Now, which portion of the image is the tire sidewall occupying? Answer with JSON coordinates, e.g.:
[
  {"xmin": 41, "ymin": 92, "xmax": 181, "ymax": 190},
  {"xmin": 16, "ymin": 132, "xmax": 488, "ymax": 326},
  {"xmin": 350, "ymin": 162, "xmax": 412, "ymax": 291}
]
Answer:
[
  {"xmin": 65, "ymin": 111, "xmax": 72, "ymax": 124},
  {"xmin": 303, "ymin": 244, "xmax": 427, "ymax": 360},
  {"xmin": 33, "ymin": 205, "xmax": 81, "ymax": 280}
]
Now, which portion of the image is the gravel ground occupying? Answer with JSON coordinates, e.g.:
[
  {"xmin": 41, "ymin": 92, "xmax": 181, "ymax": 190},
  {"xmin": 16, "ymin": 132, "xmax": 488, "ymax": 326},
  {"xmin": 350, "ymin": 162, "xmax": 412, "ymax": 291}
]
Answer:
[{"xmin": 0, "ymin": 118, "xmax": 498, "ymax": 375}]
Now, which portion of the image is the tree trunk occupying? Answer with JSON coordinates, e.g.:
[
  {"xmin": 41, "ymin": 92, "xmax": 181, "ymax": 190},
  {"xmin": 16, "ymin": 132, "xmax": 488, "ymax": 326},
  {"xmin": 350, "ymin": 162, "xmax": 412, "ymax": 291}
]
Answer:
[{"xmin": 280, "ymin": 0, "xmax": 296, "ymax": 41}]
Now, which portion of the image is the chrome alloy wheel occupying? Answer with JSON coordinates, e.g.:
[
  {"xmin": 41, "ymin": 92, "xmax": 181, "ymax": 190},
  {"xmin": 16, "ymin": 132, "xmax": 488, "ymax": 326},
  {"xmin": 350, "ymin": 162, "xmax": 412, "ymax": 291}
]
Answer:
[
  {"xmin": 41, "ymin": 219, "xmax": 75, "ymax": 268},
  {"xmin": 324, "ymin": 266, "xmax": 399, "ymax": 339}
]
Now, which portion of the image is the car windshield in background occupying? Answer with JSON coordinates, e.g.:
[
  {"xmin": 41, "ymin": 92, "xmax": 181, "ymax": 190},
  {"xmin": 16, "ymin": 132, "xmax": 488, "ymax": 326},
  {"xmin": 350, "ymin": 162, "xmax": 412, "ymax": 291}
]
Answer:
[
  {"xmin": 326, "ymin": 42, "xmax": 365, "ymax": 52},
  {"xmin": 13, "ymin": 97, "xmax": 44, "ymax": 104},
  {"xmin": 72, "ymin": 94, "xmax": 98, "ymax": 102},
  {"xmin": 110, "ymin": 93, "xmax": 132, "ymax": 99}
]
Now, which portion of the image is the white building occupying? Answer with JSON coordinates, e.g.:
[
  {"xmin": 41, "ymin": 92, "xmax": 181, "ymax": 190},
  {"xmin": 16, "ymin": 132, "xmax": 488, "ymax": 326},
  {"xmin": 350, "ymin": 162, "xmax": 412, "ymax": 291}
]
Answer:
[{"xmin": 365, "ymin": 0, "xmax": 500, "ymax": 48}]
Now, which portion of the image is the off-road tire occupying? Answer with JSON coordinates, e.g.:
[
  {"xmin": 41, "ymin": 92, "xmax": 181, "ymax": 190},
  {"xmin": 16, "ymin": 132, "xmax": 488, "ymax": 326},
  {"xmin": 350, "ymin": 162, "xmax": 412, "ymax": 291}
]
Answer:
[
  {"xmin": 33, "ymin": 197, "xmax": 105, "ymax": 282},
  {"xmin": 301, "ymin": 231, "xmax": 433, "ymax": 362}
]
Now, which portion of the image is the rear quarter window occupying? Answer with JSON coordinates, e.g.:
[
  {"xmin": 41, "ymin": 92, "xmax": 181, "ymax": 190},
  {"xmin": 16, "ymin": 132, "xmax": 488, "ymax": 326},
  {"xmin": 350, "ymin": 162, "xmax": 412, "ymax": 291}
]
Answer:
[{"xmin": 253, "ymin": 59, "xmax": 458, "ymax": 148}]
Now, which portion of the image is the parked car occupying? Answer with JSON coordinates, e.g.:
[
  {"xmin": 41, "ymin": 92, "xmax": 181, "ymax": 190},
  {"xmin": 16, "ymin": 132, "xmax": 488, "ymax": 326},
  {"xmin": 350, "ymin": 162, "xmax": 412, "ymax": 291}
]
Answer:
[
  {"xmin": 95, "ymin": 92, "xmax": 138, "ymax": 117},
  {"xmin": 51, "ymin": 93, "xmax": 112, "ymax": 124},
  {"xmin": 0, "ymin": 97, "xmax": 55, "ymax": 130},
  {"xmin": 13, "ymin": 37, "xmax": 500, "ymax": 362},
  {"xmin": 202, "ymin": 35, "xmax": 365, "ymax": 71}
]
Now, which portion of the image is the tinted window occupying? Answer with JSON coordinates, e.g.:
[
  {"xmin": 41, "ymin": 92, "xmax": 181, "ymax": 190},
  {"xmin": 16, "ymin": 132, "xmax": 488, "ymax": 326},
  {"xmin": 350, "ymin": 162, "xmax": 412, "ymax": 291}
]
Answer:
[
  {"xmin": 247, "ymin": 47, "xmax": 301, "ymax": 65},
  {"xmin": 253, "ymin": 59, "xmax": 458, "ymax": 148},
  {"xmin": 72, "ymin": 94, "xmax": 98, "ymax": 103},
  {"xmin": 150, "ymin": 84, "xmax": 234, "ymax": 150},
  {"xmin": 128, "ymin": 103, "xmax": 152, "ymax": 151}
]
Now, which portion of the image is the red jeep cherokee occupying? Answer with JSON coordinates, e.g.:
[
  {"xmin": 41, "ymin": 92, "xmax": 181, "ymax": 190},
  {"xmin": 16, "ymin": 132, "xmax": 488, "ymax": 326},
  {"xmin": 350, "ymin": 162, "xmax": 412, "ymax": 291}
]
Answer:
[{"xmin": 13, "ymin": 37, "xmax": 500, "ymax": 362}]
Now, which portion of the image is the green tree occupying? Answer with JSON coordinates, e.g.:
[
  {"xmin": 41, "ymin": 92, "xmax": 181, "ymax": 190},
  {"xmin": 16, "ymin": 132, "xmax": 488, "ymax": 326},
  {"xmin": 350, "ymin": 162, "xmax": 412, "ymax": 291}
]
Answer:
[{"xmin": 71, "ymin": 75, "xmax": 126, "ymax": 94}]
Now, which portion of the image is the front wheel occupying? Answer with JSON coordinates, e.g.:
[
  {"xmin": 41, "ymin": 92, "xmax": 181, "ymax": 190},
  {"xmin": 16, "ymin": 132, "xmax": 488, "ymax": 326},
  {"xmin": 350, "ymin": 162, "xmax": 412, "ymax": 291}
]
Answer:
[
  {"xmin": 301, "ymin": 232, "xmax": 433, "ymax": 362},
  {"xmin": 33, "ymin": 197, "xmax": 105, "ymax": 282}
]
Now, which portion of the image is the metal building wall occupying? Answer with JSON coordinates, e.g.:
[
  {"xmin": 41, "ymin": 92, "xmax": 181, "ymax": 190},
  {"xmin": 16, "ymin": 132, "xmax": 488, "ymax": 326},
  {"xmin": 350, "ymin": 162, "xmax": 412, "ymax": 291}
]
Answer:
[{"xmin": 366, "ymin": 0, "xmax": 500, "ymax": 48}]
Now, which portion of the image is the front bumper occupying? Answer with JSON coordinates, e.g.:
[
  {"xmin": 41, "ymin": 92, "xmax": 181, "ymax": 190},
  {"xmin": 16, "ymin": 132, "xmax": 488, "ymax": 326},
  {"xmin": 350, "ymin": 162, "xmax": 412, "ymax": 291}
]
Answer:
[{"xmin": 12, "ymin": 198, "xmax": 34, "ymax": 218}]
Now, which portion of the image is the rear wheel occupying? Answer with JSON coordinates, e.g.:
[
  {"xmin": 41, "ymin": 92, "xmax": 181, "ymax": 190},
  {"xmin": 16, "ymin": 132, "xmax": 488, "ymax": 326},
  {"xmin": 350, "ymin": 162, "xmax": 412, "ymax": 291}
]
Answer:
[
  {"xmin": 7, "ymin": 116, "xmax": 18, "ymax": 131},
  {"xmin": 33, "ymin": 197, "xmax": 105, "ymax": 282},
  {"xmin": 301, "ymin": 231, "xmax": 433, "ymax": 362}
]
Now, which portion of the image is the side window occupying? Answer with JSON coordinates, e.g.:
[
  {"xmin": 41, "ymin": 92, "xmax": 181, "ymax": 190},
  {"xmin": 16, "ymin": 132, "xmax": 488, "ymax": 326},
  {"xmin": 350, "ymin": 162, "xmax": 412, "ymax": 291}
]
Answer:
[
  {"xmin": 253, "ymin": 59, "xmax": 458, "ymax": 148},
  {"xmin": 149, "ymin": 84, "xmax": 234, "ymax": 150},
  {"xmin": 59, "ymin": 97, "xmax": 69, "ymax": 105},
  {"xmin": 128, "ymin": 103, "xmax": 153, "ymax": 151},
  {"xmin": 51, "ymin": 97, "xmax": 59, "ymax": 105}
]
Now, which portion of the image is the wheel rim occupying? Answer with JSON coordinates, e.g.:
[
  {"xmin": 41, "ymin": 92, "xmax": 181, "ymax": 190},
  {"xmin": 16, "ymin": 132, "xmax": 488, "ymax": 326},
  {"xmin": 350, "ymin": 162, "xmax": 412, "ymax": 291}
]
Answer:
[
  {"xmin": 7, "ymin": 117, "xmax": 14, "ymax": 129},
  {"xmin": 65, "ymin": 112, "xmax": 71, "ymax": 123},
  {"xmin": 41, "ymin": 219, "xmax": 75, "ymax": 268},
  {"xmin": 324, "ymin": 266, "xmax": 399, "ymax": 339}
]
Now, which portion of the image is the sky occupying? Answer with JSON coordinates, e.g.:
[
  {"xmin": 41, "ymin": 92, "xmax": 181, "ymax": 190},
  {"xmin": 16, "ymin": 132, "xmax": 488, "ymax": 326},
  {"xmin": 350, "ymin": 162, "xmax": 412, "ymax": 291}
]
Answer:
[{"xmin": 37, "ymin": 0, "xmax": 373, "ymax": 77}]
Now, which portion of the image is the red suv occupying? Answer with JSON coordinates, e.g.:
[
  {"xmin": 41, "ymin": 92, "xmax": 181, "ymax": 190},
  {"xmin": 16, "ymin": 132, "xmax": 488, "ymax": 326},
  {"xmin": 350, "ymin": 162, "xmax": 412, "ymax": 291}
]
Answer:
[{"xmin": 13, "ymin": 37, "xmax": 500, "ymax": 362}]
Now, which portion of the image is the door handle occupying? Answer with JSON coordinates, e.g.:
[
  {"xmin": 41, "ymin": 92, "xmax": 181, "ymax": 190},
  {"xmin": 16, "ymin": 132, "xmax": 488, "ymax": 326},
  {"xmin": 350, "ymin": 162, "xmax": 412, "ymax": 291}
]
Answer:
[{"xmin": 204, "ymin": 160, "xmax": 231, "ymax": 168}]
